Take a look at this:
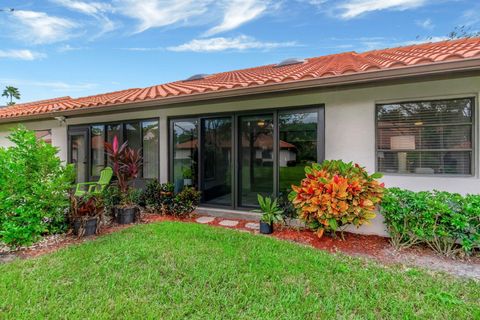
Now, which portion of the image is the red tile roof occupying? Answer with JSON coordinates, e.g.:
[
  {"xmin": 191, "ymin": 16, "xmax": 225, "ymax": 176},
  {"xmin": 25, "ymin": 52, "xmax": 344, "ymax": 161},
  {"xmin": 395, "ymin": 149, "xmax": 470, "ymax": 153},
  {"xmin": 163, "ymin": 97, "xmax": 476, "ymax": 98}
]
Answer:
[{"xmin": 1, "ymin": 37, "xmax": 480, "ymax": 121}]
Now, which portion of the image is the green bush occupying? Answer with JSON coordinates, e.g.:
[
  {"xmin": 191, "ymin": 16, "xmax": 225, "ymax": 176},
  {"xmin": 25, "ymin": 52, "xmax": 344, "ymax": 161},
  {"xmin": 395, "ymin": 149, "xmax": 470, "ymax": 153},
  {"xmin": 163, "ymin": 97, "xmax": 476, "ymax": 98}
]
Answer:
[
  {"xmin": 171, "ymin": 186, "xmax": 201, "ymax": 217},
  {"xmin": 0, "ymin": 126, "xmax": 74, "ymax": 247},
  {"xmin": 381, "ymin": 188, "xmax": 480, "ymax": 256},
  {"xmin": 142, "ymin": 179, "xmax": 175, "ymax": 213}
]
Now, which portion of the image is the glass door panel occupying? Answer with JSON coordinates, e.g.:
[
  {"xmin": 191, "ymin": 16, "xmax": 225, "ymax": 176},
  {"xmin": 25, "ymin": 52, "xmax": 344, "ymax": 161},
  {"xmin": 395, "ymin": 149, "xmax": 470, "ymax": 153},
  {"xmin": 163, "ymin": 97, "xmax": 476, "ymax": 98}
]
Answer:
[
  {"xmin": 278, "ymin": 111, "xmax": 319, "ymax": 194},
  {"xmin": 238, "ymin": 114, "xmax": 274, "ymax": 207},
  {"xmin": 70, "ymin": 132, "xmax": 88, "ymax": 183},
  {"xmin": 172, "ymin": 119, "xmax": 198, "ymax": 192},
  {"xmin": 201, "ymin": 117, "xmax": 233, "ymax": 206}
]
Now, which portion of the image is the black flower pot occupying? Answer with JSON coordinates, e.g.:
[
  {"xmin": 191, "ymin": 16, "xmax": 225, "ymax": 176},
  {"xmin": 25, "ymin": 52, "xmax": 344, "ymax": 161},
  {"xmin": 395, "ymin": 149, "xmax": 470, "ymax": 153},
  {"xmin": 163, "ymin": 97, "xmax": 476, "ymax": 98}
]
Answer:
[
  {"xmin": 116, "ymin": 207, "xmax": 137, "ymax": 224},
  {"xmin": 73, "ymin": 218, "xmax": 97, "ymax": 236},
  {"xmin": 259, "ymin": 221, "xmax": 273, "ymax": 234}
]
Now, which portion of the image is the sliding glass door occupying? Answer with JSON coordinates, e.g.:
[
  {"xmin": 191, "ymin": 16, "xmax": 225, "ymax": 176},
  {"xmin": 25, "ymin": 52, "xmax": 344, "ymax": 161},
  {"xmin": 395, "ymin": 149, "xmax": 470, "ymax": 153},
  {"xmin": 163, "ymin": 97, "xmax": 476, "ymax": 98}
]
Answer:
[
  {"xmin": 169, "ymin": 105, "xmax": 324, "ymax": 209},
  {"xmin": 201, "ymin": 117, "xmax": 233, "ymax": 205},
  {"xmin": 238, "ymin": 114, "xmax": 274, "ymax": 207}
]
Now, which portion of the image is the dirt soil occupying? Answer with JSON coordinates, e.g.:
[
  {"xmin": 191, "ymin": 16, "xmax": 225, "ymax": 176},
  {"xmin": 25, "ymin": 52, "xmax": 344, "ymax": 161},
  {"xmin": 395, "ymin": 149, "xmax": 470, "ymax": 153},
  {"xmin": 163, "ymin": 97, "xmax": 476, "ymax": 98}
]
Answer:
[{"xmin": 1, "ymin": 213, "xmax": 479, "ymax": 280}]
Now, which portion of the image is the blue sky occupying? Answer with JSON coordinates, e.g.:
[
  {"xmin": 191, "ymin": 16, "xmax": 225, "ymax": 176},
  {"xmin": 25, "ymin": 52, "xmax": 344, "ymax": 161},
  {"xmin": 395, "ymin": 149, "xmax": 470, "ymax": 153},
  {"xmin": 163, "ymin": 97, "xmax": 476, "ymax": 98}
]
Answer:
[{"xmin": 0, "ymin": 0, "xmax": 479, "ymax": 103}]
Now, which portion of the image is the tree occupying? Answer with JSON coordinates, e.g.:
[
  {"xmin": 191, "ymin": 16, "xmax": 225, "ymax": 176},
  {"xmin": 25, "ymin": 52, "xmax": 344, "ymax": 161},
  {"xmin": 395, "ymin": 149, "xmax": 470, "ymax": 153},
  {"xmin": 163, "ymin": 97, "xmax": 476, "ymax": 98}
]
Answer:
[{"xmin": 2, "ymin": 86, "xmax": 20, "ymax": 106}]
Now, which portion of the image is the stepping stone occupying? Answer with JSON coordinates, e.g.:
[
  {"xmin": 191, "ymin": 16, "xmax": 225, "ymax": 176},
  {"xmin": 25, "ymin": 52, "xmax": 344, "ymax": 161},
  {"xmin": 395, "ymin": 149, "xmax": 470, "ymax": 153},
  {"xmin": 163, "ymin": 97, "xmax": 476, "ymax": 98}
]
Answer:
[
  {"xmin": 218, "ymin": 220, "xmax": 239, "ymax": 227},
  {"xmin": 196, "ymin": 216, "xmax": 215, "ymax": 224},
  {"xmin": 245, "ymin": 222, "xmax": 260, "ymax": 230}
]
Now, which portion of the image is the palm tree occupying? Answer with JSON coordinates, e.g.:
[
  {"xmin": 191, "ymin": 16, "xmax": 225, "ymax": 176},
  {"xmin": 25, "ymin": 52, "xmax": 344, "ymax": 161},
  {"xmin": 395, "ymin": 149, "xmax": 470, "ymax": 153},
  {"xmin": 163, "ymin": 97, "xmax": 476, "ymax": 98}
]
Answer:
[{"xmin": 2, "ymin": 86, "xmax": 20, "ymax": 106}]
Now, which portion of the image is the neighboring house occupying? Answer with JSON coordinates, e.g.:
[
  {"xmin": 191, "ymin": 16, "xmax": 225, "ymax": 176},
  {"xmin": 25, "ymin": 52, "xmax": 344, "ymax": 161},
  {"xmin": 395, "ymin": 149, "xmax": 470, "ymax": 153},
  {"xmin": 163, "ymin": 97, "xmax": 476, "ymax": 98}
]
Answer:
[{"xmin": 1, "ymin": 37, "xmax": 480, "ymax": 236}]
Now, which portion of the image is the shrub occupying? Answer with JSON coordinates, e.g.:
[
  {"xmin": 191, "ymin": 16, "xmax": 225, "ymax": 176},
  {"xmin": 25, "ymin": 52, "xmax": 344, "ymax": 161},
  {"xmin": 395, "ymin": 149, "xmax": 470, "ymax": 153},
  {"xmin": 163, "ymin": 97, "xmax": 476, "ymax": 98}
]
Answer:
[
  {"xmin": 381, "ymin": 188, "xmax": 480, "ymax": 256},
  {"xmin": 0, "ymin": 126, "xmax": 74, "ymax": 247},
  {"xmin": 69, "ymin": 195, "xmax": 104, "ymax": 235},
  {"xmin": 171, "ymin": 187, "xmax": 201, "ymax": 217},
  {"xmin": 289, "ymin": 160, "xmax": 384, "ymax": 238},
  {"xmin": 142, "ymin": 179, "xmax": 175, "ymax": 214}
]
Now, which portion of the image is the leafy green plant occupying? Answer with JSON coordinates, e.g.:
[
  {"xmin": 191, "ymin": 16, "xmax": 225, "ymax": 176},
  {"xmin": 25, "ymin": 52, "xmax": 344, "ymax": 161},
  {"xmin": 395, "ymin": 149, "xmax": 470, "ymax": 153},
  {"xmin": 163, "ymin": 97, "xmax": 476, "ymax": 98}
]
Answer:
[
  {"xmin": 0, "ymin": 126, "xmax": 74, "ymax": 247},
  {"xmin": 142, "ymin": 179, "xmax": 175, "ymax": 214},
  {"xmin": 171, "ymin": 187, "xmax": 201, "ymax": 217},
  {"xmin": 182, "ymin": 167, "xmax": 193, "ymax": 179},
  {"xmin": 289, "ymin": 160, "xmax": 385, "ymax": 238},
  {"xmin": 254, "ymin": 194, "xmax": 284, "ymax": 224},
  {"xmin": 381, "ymin": 188, "xmax": 480, "ymax": 256}
]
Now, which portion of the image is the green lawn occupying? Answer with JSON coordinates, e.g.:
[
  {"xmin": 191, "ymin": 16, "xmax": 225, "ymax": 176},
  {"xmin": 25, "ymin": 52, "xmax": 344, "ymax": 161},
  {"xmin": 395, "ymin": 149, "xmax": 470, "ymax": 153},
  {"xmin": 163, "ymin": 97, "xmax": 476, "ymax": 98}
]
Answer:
[{"xmin": 1, "ymin": 222, "xmax": 479, "ymax": 319}]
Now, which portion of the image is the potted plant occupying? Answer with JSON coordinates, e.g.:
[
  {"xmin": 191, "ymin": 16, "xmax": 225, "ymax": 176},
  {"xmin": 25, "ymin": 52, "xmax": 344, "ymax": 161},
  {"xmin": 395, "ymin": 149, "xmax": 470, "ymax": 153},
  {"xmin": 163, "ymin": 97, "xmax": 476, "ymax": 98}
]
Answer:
[
  {"xmin": 182, "ymin": 167, "xmax": 193, "ymax": 186},
  {"xmin": 254, "ymin": 194, "xmax": 284, "ymax": 234},
  {"xmin": 105, "ymin": 136, "xmax": 142, "ymax": 224},
  {"xmin": 70, "ymin": 194, "xmax": 104, "ymax": 236}
]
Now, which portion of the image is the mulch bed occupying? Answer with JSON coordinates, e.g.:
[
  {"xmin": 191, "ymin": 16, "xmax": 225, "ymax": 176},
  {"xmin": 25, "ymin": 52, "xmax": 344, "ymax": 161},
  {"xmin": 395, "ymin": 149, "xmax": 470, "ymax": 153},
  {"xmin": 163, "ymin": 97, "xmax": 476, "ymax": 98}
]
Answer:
[{"xmin": 1, "ymin": 213, "xmax": 479, "ymax": 280}]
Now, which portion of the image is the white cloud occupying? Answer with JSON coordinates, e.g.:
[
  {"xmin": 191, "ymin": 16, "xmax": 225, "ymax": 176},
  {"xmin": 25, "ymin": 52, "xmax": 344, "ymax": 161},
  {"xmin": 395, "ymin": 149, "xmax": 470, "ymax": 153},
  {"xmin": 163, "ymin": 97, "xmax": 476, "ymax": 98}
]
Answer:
[
  {"xmin": 51, "ymin": 0, "xmax": 112, "ymax": 15},
  {"xmin": 114, "ymin": 0, "xmax": 212, "ymax": 33},
  {"xmin": 51, "ymin": 0, "xmax": 116, "ymax": 36},
  {"xmin": 335, "ymin": 0, "xmax": 428, "ymax": 19},
  {"xmin": 399, "ymin": 36, "xmax": 449, "ymax": 46},
  {"xmin": 168, "ymin": 35, "xmax": 297, "ymax": 52},
  {"xmin": 416, "ymin": 18, "xmax": 434, "ymax": 30},
  {"xmin": 0, "ymin": 50, "xmax": 46, "ymax": 60},
  {"xmin": 205, "ymin": 0, "xmax": 270, "ymax": 36},
  {"xmin": 11, "ymin": 10, "xmax": 78, "ymax": 44}
]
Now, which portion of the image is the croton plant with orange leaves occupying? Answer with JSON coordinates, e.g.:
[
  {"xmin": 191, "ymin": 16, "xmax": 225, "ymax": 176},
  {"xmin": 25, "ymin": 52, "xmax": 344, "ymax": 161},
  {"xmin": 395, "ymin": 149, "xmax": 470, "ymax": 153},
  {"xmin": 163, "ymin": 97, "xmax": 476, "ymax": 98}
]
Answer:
[{"xmin": 288, "ymin": 160, "xmax": 385, "ymax": 238}]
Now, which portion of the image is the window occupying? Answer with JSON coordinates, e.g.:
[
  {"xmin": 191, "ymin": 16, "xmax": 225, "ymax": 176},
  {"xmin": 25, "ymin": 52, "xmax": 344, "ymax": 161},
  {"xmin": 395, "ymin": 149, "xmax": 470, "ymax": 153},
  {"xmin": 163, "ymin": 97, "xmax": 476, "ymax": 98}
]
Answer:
[
  {"xmin": 35, "ymin": 130, "xmax": 52, "ymax": 144},
  {"xmin": 376, "ymin": 98, "xmax": 474, "ymax": 175},
  {"xmin": 73, "ymin": 119, "xmax": 159, "ymax": 179}
]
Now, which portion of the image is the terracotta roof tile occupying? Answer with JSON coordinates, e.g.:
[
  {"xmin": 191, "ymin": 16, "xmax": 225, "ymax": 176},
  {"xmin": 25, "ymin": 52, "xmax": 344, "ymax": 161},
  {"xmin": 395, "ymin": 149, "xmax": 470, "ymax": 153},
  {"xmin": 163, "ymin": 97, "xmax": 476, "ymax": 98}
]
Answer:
[{"xmin": 1, "ymin": 37, "xmax": 480, "ymax": 120}]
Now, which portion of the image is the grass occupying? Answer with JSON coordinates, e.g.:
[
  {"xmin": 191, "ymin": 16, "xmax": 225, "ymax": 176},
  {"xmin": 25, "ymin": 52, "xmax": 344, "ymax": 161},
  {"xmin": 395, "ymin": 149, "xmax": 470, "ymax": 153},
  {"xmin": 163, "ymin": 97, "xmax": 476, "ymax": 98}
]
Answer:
[{"xmin": 1, "ymin": 222, "xmax": 479, "ymax": 319}]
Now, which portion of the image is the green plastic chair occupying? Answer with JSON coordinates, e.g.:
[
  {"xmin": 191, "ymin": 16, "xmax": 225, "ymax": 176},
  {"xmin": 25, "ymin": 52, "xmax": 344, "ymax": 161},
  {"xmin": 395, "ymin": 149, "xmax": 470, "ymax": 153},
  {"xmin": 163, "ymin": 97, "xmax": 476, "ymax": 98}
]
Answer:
[{"xmin": 74, "ymin": 167, "xmax": 113, "ymax": 197}]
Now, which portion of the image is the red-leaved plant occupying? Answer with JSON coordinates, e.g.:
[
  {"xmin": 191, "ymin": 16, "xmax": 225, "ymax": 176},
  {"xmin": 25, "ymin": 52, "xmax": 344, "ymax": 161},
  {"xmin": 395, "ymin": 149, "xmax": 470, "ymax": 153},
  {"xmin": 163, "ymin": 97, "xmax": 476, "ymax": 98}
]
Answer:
[
  {"xmin": 105, "ymin": 136, "xmax": 142, "ymax": 206},
  {"xmin": 289, "ymin": 160, "xmax": 385, "ymax": 238}
]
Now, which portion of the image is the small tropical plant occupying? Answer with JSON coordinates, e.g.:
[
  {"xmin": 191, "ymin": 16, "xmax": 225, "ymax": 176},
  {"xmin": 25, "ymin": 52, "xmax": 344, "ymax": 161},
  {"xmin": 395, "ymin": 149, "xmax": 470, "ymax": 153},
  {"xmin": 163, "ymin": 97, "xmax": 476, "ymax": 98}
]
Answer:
[
  {"xmin": 254, "ymin": 194, "xmax": 284, "ymax": 225},
  {"xmin": 104, "ymin": 136, "xmax": 142, "ymax": 207},
  {"xmin": 142, "ymin": 179, "xmax": 175, "ymax": 213},
  {"xmin": 171, "ymin": 186, "xmax": 201, "ymax": 217},
  {"xmin": 2, "ymin": 86, "xmax": 20, "ymax": 106},
  {"xmin": 289, "ymin": 160, "xmax": 385, "ymax": 238}
]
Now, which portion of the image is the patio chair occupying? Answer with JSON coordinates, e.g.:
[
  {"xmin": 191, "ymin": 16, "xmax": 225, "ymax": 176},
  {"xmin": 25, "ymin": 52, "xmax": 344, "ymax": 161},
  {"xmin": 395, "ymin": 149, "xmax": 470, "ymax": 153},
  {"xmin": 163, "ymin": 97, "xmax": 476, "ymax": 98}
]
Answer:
[{"xmin": 74, "ymin": 167, "xmax": 113, "ymax": 197}]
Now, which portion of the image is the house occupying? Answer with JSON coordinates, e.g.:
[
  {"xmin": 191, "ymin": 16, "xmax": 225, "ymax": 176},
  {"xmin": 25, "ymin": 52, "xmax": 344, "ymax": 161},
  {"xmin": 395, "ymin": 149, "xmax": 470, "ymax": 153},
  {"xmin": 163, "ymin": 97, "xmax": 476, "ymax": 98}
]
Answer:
[{"xmin": 1, "ymin": 37, "xmax": 480, "ymax": 236}]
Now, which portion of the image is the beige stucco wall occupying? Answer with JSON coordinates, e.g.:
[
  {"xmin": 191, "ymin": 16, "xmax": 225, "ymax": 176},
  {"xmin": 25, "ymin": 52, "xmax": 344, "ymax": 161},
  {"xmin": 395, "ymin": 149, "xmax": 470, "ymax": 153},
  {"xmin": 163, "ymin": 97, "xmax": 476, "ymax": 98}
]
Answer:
[{"xmin": 1, "ymin": 74, "xmax": 479, "ymax": 236}]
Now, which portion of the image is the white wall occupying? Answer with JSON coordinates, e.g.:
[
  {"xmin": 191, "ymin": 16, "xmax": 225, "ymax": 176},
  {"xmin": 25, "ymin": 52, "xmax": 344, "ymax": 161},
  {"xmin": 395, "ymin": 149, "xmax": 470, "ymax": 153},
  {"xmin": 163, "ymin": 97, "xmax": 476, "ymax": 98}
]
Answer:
[{"xmin": 1, "ymin": 75, "xmax": 479, "ymax": 236}]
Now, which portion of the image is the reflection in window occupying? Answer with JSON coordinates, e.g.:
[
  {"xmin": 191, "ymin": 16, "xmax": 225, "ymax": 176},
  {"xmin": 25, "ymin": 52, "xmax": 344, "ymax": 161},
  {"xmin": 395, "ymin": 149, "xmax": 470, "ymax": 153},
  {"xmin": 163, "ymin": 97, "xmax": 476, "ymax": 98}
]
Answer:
[
  {"xmin": 87, "ymin": 120, "xmax": 159, "ymax": 178},
  {"xmin": 239, "ymin": 115, "xmax": 274, "ymax": 207},
  {"xmin": 377, "ymin": 98, "xmax": 473, "ymax": 175},
  {"xmin": 279, "ymin": 111, "xmax": 318, "ymax": 193},
  {"xmin": 202, "ymin": 117, "xmax": 232, "ymax": 206},
  {"xmin": 142, "ymin": 121, "xmax": 159, "ymax": 179},
  {"xmin": 91, "ymin": 125, "xmax": 105, "ymax": 176},
  {"xmin": 35, "ymin": 130, "xmax": 52, "ymax": 144},
  {"xmin": 172, "ymin": 120, "xmax": 198, "ymax": 192}
]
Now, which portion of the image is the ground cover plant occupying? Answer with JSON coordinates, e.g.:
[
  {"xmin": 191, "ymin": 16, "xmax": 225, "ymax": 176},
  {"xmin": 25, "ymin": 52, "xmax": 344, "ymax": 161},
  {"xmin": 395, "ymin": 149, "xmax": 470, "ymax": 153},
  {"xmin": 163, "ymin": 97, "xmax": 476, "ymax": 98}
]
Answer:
[
  {"xmin": 381, "ymin": 188, "xmax": 480, "ymax": 256},
  {"xmin": 0, "ymin": 222, "xmax": 478, "ymax": 319},
  {"xmin": 0, "ymin": 126, "xmax": 74, "ymax": 247},
  {"xmin": 290, "ymin": 160, "xmax": 384, "ymax": 238}
]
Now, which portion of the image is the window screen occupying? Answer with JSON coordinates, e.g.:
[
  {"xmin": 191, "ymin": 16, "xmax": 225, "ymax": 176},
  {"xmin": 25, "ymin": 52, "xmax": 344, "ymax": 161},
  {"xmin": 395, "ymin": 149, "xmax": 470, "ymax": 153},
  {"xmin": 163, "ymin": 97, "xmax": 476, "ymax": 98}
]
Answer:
[{"xmin": 376, "ymin": 98, "xmax": 474, "ymax": 175}]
